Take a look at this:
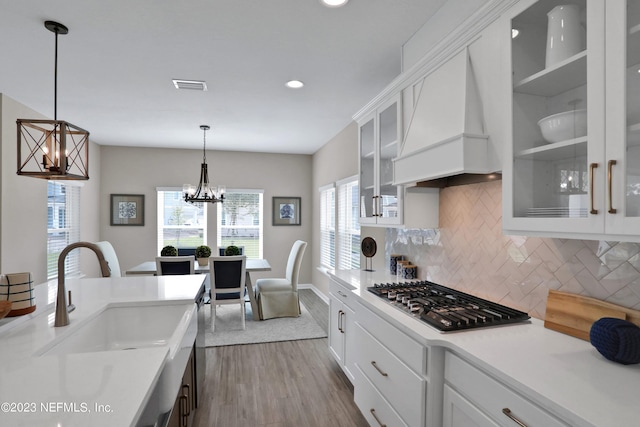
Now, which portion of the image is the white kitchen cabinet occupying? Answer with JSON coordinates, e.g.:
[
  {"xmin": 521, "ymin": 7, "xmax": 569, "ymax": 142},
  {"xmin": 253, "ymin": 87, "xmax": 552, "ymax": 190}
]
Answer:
[
  {"xmin": 328, "ymin": 279, "xmax": 356, "ymax": 381},
  {"xmin": 503, "ymin": 0, "xmax": 640, "ymax": 241},
  {"xmin": 444, "ymin": 352, "xmax": 570, "ymax": 427},
  {"xmin": 358, "ymin": 94, "xmax": 404, "ymax": 226},
  {"xmin": 443, "ymin": 385, "xmax": 500, "ymax": 427},
  {"xmin": 351, "ymin": 300, "xmax": 444, "ymax": 427}
]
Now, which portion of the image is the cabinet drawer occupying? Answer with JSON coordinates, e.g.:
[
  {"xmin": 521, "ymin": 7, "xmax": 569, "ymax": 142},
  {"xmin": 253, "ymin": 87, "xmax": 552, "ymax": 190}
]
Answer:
[
  {"xmin": 355, "ymin": 323, "xmax": 425, "ymax": 427},
  {"xmin": 354, "ymin": 365, "xmax": 409, "ymax": 427},
  {"xmin": 445, "ymin": 353, "xmax": 569, "ymax": 427},
  {"xmin": 329, "ymin": 279, "xmax": 354, "ymax": 307},
  {"xmin": 356, "ymin": 301, "xmax": 426, "ymax": 374}
]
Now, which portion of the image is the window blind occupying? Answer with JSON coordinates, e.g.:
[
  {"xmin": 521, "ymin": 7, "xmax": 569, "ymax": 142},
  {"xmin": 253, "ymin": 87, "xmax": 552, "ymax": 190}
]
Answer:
[
  {"xmin": 156, "ymin": 189, "xmax": 207, "ymax": 254},
  {"xmin": 319, "ymin": 184, "xmax": 335, "ymax": 269},
  {"xmin": 47, "ymin": 182, "xmax": 81, "ymax": 279},
  {"xmin": 338, "ymin": 177, "xmax": 360, "ymax": 270},
  {"xmin": 217, "ymin": 190, "xmax": 263, "ymax": 259}
]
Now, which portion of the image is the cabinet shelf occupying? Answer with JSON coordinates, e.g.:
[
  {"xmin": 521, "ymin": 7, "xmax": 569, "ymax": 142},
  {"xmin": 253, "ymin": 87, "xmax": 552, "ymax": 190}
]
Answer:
[
  {"xmin": 515, "ymin": 136, "xmax": 587, "ymax": 161},
  {"xmin": 514, "ymin": 51, "xmax": 587, "ymax": 97}
]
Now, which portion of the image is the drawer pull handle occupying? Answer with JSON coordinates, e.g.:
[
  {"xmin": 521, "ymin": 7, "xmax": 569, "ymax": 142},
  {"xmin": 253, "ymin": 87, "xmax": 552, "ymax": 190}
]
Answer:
[
  {"xmin": 608, "ymin": 159, "xmax": 617, "ymax": 214},
  {"xmin": 370, "ymin": 408, "xmax": 387, "ymax": 427},
  {"xmin": 589, "ymin": 162, "xmax": 598, "ymax": 214},
  {"xmin": 502, "ymin": 408, "xmax": 528, "ymax": 427},
  {"xmin": 337, "ymin": 290, "xmax": 347, "ymax": 298},
  {"xmin": 371, "ymin": 361, "xmax": 388, "ymax": 377}
]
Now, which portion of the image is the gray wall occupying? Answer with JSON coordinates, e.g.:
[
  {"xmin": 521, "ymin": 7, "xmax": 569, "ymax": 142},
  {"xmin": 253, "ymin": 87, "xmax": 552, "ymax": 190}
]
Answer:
[{"xmin": 100, "ymin": 146, "xmax": 313, "ymax": 284}]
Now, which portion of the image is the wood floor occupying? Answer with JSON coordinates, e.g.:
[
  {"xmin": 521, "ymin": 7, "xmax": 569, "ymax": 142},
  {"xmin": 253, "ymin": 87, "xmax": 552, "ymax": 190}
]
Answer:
[{"xmin": 192, "ymin": 289, "xmax": 369, "ymax": 427}]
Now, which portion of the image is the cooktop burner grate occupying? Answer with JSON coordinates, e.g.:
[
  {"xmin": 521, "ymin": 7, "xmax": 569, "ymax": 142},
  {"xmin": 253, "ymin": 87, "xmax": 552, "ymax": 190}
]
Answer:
[{"xmin": 367, "ymin": 281, "xmax": 530, "ymax": 332}]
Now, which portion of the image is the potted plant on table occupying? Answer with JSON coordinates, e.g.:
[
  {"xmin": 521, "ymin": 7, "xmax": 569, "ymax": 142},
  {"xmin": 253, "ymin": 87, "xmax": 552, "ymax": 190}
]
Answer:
[
  {"xmin": 160, "ymin": 245, "xmax": 178, "ymax": 256},
  {"xmin": 224, "ymin": 245, "xmax": 241, "ymax": 256},
  {"xmin": 195, "ymin": 245, "xmax": 212, "ymax": 266}
]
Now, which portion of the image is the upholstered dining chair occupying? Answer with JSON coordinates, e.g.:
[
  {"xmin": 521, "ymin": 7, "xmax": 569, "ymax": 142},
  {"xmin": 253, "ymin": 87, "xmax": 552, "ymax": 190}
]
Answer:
[
  {"xmin": 209, "ymin": 255, "xmax": 247, "ymax": 330},
  {"xmin": 255, "ymin": 240, "xmax": 307, "ymax": 320},
  {"xmin": 94, "ymin": 241, "xmax": 121, "ymax": 277},
  {"xmin": 155, "ymin": 256, "xmax": 195, "ymax": 275}
]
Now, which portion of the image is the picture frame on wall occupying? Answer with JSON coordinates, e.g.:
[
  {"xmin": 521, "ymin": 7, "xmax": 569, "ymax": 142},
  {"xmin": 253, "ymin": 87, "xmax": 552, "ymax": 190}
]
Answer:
[
  {"xmin": 272, "ymin": 196, "xmax": 301, "ymax": 226},
  {"xmin": 110, "ymin": 194, "xmax": 145, "ymax": 226}
]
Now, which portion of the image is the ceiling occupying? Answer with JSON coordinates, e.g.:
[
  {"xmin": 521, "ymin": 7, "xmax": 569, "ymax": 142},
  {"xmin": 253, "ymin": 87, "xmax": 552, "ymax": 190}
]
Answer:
[{"xmin": 0, "ymin": 0, "xmax": 447, "ymax": 155}]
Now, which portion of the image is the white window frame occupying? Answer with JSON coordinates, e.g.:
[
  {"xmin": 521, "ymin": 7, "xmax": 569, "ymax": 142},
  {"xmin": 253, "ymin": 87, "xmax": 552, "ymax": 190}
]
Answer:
[
  {"xmin": 337, "ymin": 176, "xmax": 360, "ymax": 270},
  {"xmin": 156, "ymin": 187, "xmax": 207, "ymax": 254},
  {"xmin": 319, "ymin": 183, "xmax": 336, "ymax": 270},
  {"xmin": 47, "ymin": 181, "xmax": 82, "ymax": 279},
  {"xmin": 217, "ymin": 189, "xmax": 264, "ymax": 259}
]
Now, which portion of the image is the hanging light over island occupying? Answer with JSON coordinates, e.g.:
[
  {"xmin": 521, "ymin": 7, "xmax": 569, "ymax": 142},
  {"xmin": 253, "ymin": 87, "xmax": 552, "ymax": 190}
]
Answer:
[{"xmin": 183, "ymin": 125, "xmax": 225, "ymax": 204}]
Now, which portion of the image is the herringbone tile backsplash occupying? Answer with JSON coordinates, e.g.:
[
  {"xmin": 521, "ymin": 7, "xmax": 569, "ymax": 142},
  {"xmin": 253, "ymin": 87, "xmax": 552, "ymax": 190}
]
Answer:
[{"xmin": 386, "ymin": 180, "xmax": 640, "ymax": 320}]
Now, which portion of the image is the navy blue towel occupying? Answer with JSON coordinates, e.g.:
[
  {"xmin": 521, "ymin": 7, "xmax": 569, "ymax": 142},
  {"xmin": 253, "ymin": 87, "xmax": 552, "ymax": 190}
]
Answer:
[{"xmin": 589, "ymin": 317, "xmax": 640, "ymax": 365}]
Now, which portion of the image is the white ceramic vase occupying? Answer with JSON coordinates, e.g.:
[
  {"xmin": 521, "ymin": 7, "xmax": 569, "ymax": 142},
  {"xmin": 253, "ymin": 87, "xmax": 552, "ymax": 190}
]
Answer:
[{"xmin": 545, "ymin": 4, "xmax": 583, "ymax": 68}]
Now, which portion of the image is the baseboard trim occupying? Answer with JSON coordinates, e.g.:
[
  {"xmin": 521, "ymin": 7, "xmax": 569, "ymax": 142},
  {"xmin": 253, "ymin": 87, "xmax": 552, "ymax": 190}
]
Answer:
[{"xmin": 299, "ymin": 283, "xmax": 329, "ymax": 305}]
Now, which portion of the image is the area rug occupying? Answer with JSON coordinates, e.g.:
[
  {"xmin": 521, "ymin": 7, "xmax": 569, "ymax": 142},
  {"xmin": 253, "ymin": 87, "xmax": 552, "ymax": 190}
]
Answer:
[{"xmin": 204, "ymin": 301, "xmax": 326, "ymax": 347}]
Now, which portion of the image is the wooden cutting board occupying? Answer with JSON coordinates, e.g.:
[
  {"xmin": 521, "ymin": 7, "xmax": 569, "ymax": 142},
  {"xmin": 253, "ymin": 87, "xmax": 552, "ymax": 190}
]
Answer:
[{"xmin": 544, "ymin": 290, "xmax": 640, "ymax": 341}]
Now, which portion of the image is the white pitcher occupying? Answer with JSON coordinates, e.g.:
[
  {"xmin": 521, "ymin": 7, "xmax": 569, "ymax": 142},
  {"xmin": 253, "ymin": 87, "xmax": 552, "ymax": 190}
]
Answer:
[{"xmin": 545, "ymin": 4, "xmax": 583, "ymax": 68}]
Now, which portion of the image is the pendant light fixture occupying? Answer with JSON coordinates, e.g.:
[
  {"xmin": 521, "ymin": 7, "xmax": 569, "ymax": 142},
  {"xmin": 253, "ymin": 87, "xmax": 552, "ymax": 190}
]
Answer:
[
  {"xmin": 183, "ymin": 125, "xmax": 225, "ymax": 204},
  {"xmin": 17, "ymin": 20, "xmax": 90, "ymax": 180}
]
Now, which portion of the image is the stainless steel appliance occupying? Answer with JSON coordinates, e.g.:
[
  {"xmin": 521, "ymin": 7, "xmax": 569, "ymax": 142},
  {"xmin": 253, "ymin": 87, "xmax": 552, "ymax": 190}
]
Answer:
[{"xmin": 367, "ymin": 281, "xmax": 530, "ymax": 332}]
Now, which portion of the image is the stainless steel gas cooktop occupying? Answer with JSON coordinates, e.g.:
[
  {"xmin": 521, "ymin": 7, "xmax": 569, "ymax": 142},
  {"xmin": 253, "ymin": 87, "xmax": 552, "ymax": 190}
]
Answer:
[{"xmin": 367, "ymin": 281, "xmax": 530, "ymax": 332}]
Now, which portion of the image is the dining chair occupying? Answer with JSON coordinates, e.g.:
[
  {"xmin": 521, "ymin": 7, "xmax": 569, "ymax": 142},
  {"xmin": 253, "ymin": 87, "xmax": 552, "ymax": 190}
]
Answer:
[
  {"xmin": 255, "ymin": 240, "xmax": 307, "ymax": 320},
  {"xmin": 209, "ymin": 255, "xmax": 247, "ymax": 330},
  {"xmin": 95, "ymin": 241, "xmax": 121, "ymax": 277},
  {"xmin": 177, "ymin": 247, "xmax": 197, "ymax": 257},
  {"xmin": 155, "ymin": 256, "xmax": 195, "ymax": 275}
]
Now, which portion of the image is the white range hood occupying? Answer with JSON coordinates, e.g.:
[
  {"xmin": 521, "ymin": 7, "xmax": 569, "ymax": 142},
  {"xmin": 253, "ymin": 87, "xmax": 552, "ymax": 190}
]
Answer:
[{"xmin": 393, "ymin": 48, "xmax": 495, "ymax": 186}]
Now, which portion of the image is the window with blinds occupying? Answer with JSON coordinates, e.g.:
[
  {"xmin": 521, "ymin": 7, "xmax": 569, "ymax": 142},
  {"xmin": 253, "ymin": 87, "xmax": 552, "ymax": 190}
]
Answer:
[
  {"xmin": 157, "ymin": 189, "xmax": 207, "ymax": 253},
  {"xmin": 337, "ymin": 178, "xmax": 360, "ymax": 270},
  {"xmin": 47, "ymin": 181, "xmax": 81, "ymax": 279},
  {"xmin": 319, "ymin": 184, "xmax": 335, "ymax": 269},
  {"xmin": 217, "ymin": 190, "xmax": 263, "ymax": 259}
]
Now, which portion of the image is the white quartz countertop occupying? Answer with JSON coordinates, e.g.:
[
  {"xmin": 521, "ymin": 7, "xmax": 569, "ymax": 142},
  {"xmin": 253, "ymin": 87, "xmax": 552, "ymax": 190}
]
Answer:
[
  {"xmin": 0, "ymin": 275, "xmax": 205, "ymax": 427},
  {"xmin": 329, "ymin": 269, "xmax": 640, "ymax": 427}
]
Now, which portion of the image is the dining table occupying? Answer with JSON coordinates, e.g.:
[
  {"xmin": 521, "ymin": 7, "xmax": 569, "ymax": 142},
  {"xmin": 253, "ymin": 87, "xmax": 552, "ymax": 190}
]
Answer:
[{"xmin": 126, "ymin": 258, "xmax": 271, "ymax": 320}]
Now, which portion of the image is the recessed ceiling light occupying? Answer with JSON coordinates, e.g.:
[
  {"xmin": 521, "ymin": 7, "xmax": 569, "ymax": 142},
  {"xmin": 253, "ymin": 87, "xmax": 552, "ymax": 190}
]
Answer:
[
  {"xmin": 511, "ymin": 28, "xmax": 520, "ymax": 39},
  {"xmin": 285, "ymin": 80, "xmax": 304, "ymax": 89},
  {"xmin": 320, "ymin": 0, "xmax": 348, "ymax": 8}
]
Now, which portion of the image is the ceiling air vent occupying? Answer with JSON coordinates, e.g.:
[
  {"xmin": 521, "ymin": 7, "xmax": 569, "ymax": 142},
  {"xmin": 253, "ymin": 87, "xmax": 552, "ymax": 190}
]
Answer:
[{"xmin": 172, "ymin": 79, "xmax": 208, "ymax": 91}]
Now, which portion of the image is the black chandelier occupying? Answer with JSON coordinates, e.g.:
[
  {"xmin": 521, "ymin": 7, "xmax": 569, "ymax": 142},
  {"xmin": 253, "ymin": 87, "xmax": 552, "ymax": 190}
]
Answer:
[
  {"xmin": 17, "ymin": 21, "xmax": 90, "ymax": 180},
  {"xmin": 183, "ymin": 125, "xmax": 225, "ymax": 204}
]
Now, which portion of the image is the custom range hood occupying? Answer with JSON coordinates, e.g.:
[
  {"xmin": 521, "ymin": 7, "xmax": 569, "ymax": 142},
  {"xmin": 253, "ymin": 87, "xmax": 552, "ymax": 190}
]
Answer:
[{"xmin": 393, "ymin": 48, "xmax": 499, "ymax": 188}]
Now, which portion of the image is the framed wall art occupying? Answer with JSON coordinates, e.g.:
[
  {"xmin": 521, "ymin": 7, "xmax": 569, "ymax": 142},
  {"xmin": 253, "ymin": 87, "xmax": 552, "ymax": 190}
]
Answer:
[
  {"xmin": 272, "ymin": 196, "xmax": 301, "ymax": 226},
  {"xmin": 110, "ymin": 194, "xmax": 145, "ymax": 226}
]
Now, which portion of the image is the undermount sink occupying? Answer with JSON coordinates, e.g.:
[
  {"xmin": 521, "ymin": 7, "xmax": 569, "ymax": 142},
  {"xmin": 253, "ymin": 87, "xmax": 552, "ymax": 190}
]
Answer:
[
  {"xmin": 38, "ymin": 303, "xmax": 195, "ymax": 355},
  {"xmin": 35, "ymin": 302, "xmax": 198, "ymax": 420}
]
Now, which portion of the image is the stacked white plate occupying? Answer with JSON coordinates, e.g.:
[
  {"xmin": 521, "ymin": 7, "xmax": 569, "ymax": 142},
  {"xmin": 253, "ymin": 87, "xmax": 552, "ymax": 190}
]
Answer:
[{"xmin": 527, "ymin": 207, "xmax": 588, "ymax": 218}]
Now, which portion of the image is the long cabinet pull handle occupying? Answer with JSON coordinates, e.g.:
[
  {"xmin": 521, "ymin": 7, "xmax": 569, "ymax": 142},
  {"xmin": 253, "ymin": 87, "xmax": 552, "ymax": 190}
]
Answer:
[
  {"xmin": 372, "ymin": 195, "xmax": 380, "ymax": 217},
  {"xmin": 371, "ymin": 360, "xmax": 388, "ymax": 377},
  {"xmin": 338, "ymin": 309, "xmax": 344, "ymax": 333},
  {"xmin": 589, "ymin": 163, "xmax": 598, "ymax": 214},
  {"xmin": 370, "ymin": 408, "xmax": 387, "ymax": 427},
  {"xmin": 337, "ymin": 290, "xmax": 347, "ymax": 298},
  {"xmin": 179, "ymin": 395, "xmax": 189, "ymax": 427},
  {"xmin": 502, "ymin": 408, "xmax": 528, "ymax": 427},
  {"xmin": 608, "ymin": 159, "xmax": 617, "ymax": 214},
  {"xmin": 182, "ymin": 384, "xmax": 191, "ymax": 416}
]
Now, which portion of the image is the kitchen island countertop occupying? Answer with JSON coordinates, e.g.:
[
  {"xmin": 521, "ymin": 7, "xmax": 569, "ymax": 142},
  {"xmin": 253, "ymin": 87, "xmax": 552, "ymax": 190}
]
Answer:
[{"xmin": 0, "ymin": 275, "xmax": 205, "ymax": 427}]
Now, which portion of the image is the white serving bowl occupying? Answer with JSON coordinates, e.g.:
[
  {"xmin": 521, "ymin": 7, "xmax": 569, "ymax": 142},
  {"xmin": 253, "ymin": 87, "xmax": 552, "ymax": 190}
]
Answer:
[{"xmin": 538, "ymin": 109, "xmax": 587, "ymax": 143}]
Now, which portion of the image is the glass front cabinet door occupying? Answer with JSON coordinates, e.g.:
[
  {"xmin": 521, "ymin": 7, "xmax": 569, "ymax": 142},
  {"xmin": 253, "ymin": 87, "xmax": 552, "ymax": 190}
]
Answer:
[
  {"xmin": 358, "ymin": 95, "xmax": 403, "ymax": 226},
  {"xmin": 503, "ymin": 0, "xmax": 640, "ymax": 241}
]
